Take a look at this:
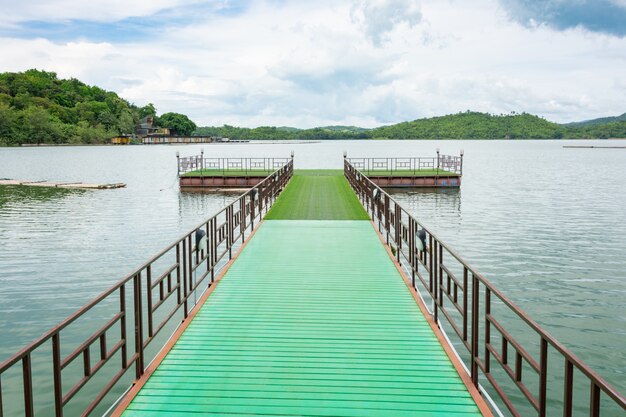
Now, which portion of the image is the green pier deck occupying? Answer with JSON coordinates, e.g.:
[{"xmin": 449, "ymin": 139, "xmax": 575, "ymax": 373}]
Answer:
[{"xmin": 119, "ymin": 171, "xmax": 486, "ymax": 417}]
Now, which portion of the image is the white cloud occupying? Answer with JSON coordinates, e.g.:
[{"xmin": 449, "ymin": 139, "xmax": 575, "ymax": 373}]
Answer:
[
  {"xmin": 0, "ymin": 0, "xmax": 624, "ymax": 127},
  {"xmin": 351, "ymin": 0, "xmax": 423, "ymax": 46}
]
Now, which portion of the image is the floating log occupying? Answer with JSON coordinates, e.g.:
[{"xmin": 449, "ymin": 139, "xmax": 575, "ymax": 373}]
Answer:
[{"xmin": 0, "ymin": 179, "xmax": 126, "ymax": 189}]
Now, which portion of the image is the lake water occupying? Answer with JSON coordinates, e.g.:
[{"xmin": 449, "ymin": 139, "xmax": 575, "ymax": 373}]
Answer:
[{"xmin": 0, "ymin": 140, "xmax": 625, "ymax": 414}]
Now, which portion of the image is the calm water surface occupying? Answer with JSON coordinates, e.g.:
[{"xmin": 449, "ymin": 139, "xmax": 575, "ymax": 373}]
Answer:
[{"xmin": 0, "ymin": 140, "xmax": 625, "ymax": 412}]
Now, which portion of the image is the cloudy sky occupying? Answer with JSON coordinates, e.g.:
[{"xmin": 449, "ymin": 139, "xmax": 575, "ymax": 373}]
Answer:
[{"xmin": 0, "ymin": 0, "xmax": 625, "ymax": 127}]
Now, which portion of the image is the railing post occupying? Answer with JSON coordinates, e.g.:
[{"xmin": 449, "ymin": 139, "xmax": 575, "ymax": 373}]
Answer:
[
  {"xmin": 485, "ymin": 289, "xmax": 491, "ymax": 374},
  {"xmin": 438, "ymin": 243, "xmax": 443, "ymax": 311},
  {"xmin": 227, "ymin": 206, "xmax": 233, "ymax": 259},
  {"xmin": 433, "ymin": 240, "xmax": 438, "ymax": 324},
  {"xmin": 539, "ymin": 337, "xmax": 548, "ymax": 417},
  {"xmin": 590, "ymin": 382, "xmax": 600, "ymax": 417},
  {"xmin": 409, "ymin": 217, "xmax": 415, "ymax": 287},
  {"xmin": 22, "ymin": 354, "xmax": 33, "ymax": 417},
  {"xmin": 146, "ymin": 265, "xmax": 153, "ymax": 338},
  {"xmin": 211, "ymin": 218, "xmax": 217, "ymax": 282},
  {"xmin": 395, "ymin": 203, "xmax": 401, "ymax": 262},
  {"xmin": 182, "ymin": 240, "xmax": 188, "ymax": 318},
  {"xmin": 429, "ymin": 235, "xmax": 434, "ymax": 293},
  {"xmin": 52, "ymin": 333, "xmax": 63, "ymax": 417},
  {"xmin": 250, "ymin": 193, "xmax": 256, "ymax": 231},
  {"xmin": 0, "ymin": 375, "xmax": 3, "ymax": 417},
  {"xmin": 471, "ymin": 273, "xmax": 479, "ymax": 387},
  {"xmin": 133, "ymin": 273, "xmax": 144, "ymax": 379},
  {"xmin": 463, "ymin": 267, "xmax": 468, "ymax": 342},
  {"xmin": 120, "ymin": 285, "xmax": 128, "ymax": 368},
  {"xmin": 187, "ymin": 235, "xmax": 193, "ymax": 299},
  {"xmin": 563, "ymin": 359, "xmax": 573, "ymax": 417},
  {"xmin": 240, "ymin": 196, "xmax": 246, "ymax": 243},
  {"xmin": 384, "ymin": 194, "xmax": 390, "ymax": 244}
]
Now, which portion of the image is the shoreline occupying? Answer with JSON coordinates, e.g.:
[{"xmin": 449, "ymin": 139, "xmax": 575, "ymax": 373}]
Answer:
[{"xmin": 2, "ymin": 137, "xmax": 624, "ymax": 147}]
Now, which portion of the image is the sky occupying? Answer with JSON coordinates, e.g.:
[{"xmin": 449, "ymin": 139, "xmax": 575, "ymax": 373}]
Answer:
[{"xmin": 0, "ymin": 0, "xmax": 624, "ymax": 128}]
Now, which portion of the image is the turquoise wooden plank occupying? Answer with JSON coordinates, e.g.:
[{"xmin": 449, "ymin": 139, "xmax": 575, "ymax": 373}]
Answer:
[{"xmin": 121, "ymin": 220, "xmax": 484, "ymax": 416}]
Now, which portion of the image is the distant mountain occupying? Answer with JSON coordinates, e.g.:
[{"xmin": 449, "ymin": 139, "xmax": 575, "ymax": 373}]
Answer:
[
  {"xmin": 318, "ymin": 126, "xmax": 369, "ymax": 132},
  {"xmin": 370, "ymin": 111, "xmax": 564, "ymax": 139},
  {"xmin": 195, "ymin": 111, "xmax": 626, "ymax": 140},
  {"xmin": 2, "ymin": 68, "xmax": 624, "ymax": 145},
  {"xmin": 275, "ymin": 126, "xmax": 300, "ymax": 132},
  {"xmin": 565, "ymin": 113, "xmax": 626, "ymax": 127}
]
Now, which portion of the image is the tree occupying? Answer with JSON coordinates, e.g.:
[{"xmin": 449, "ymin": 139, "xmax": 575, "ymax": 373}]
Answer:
[
  {"xmin": 138, "ymin": 103, "xmax": 157, "ymax": 119},
  {"xmin": 157, "ymin": 112, "xmax": 197, "ymax": 136}
]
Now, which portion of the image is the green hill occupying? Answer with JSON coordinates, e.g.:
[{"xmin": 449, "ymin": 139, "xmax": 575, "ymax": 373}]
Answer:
[
  {"xmin": 370, "ymin": 111, "xmax": 565, "ymax": 139},
  {"xmin": 197, "ymin": 112, "xmax": 626, "ymax": 140},
  {"xmin": 0, "ymin": 69, "xmax": 186, "ymax": 146},
  {"xmin": 1, "ymin": 69, "xmax": 624, "ymax": 145},
  {"xmin": 566, "ymin": 113, "xmax": 626, "ymax": 127}
]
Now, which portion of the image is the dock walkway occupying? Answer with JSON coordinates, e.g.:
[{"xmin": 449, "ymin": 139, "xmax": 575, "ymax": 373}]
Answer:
[{"xmin": 116, "ymin": 171, "xmax": 487, "ymax": 416}]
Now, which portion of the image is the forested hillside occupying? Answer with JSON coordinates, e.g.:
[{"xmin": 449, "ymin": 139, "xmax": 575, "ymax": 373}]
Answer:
[
  {"xmin": 0, "ymin": 69, "xmax": 624, "ymax": 145},
  {"xmin": 372, "ymin": 112, "xmax": 563, "ymax": 139},
  {"xmin": 197, "ymin": 112, "xmax": 626, "ymax": 140},
  {"xmin": 0, "ymin": 70, "xmax": 164, "ymax": 145}
]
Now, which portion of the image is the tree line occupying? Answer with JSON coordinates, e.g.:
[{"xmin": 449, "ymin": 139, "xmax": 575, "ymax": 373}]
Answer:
[
  {"xmin": 0, "ymin": 69, "xmax": 624, "ymax": 145},
  {"xmin": 197, "ymin": 112, "xmax": 626, "ymax": 140},
  {"xmin": 0, "ymin": 69, "xmax": 195, "ymax": 146}
]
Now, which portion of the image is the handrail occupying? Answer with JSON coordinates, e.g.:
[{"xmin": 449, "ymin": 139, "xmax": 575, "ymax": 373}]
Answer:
[
  {"xmin": 344, "ymin": 158, "xmax": 625, "ymax": 417},
  {"xmin": 346, "ymin": 154, "xmax": 463, "ymax": 176},
  {"xmin": 0, "ymin": 159, "xmax": 294, "ymax": 417},
  {"xmin": 177, "ymin": 155, "xmax": 292, "ymax": 176}
]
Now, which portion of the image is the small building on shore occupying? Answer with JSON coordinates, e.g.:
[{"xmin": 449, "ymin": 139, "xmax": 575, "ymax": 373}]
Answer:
[{"xmin": 111, "ymin": 135, "xmax": 133, "ymax": 145}]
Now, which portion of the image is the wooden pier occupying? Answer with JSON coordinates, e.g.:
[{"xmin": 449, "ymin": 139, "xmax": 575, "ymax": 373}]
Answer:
[
  {"xmin": 0, "ymin": 179, "xmax": 126, "ymax": 189},
  {"xmin": 0, "ymin": 158, "xmax": 624, "ymax": 417}
]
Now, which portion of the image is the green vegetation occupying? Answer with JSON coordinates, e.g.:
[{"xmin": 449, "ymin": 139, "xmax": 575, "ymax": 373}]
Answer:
[
  {"xmin": 373, "ymin": 112, "xmax": 563, "ymax": 139},
  {"xmin": 0, "ymin": 69, "xmax": 196, "ymax": 146},
  {"xmin": 194, "ymin": 125, "xmax": 370, "ymax": 140},
  {"xmin": 1, "ymin": 69, "xmax": 624, "ymax": 145},
  {"xmin": 265, "ymin": 171, "xmax": 369, "ymax": 220},
  {"xmin": 159, "ymin": 112, "xmax": 196, "ymax": 136},
  {"xmin": 565, "ymin": 112, "xmax": 626, "ymax": 127},
  {"xmin": 196, "ymin": 111, "xmax": 626, "ymax": 140}
]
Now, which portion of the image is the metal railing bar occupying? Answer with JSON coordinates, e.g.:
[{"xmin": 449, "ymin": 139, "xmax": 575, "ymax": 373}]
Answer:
[
  {"xmin": 487, "ymin": 314, "xmax": 540, "ymax": 372},
  {"xmin": 151, "ymin": 264, "xmax": 178, "ymax": 290},
  {"xmin": 345, "ymin": 160, "xmax": 626, "ymax": 412},
  {"xmin": 61, "ymin": 312, "xmax": 123, "ymax": 370}
]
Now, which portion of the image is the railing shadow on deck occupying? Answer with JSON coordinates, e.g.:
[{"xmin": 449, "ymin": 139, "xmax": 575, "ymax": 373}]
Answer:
[
  {"xmin": 0, "ymin": 160, "xmax": 293, "ymax": 417},
  {"xmin": 344, "ymin": 159, "xmax": 625, "ymax": 417}
]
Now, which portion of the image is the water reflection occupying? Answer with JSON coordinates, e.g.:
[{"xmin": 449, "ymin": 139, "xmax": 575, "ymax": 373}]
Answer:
[
  {"xmin": 0, "ymin": 140, "xmax": 624, "ymax": 400},
  {"xmin": 177, "ymin": 189, "xmax": 241, "ymax": 221},
  {"xmin": 0, "ymin": 185, "xmax": 86, "ymax": 208},
  {"xmin": 386, "ymin": 187, "xmax": 462, "ymax": 231}
]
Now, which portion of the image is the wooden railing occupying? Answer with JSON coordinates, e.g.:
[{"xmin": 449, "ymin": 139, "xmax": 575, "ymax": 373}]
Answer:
[
  {"xmin": 0, "ymin": 160, "xmax": 293, "ymax": 417},
  {"xmin": 345, "ymin": 158, "xmax": 625, "ymax": 417}
]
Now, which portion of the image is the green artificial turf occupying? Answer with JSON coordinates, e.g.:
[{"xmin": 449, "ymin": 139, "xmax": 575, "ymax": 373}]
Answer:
[
  {"xmin": 265, "ymin": 172, "xmax": 369, "ymax": 220},
  {"xmin": 181, "ymin": 169, "xmax": 272, "ymax": 177}
]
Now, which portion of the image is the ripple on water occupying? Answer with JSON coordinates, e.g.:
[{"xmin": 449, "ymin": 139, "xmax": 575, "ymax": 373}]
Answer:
[{"xmin": 0, "ymin": 141, "xmax": 624, "ymax": 401}]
